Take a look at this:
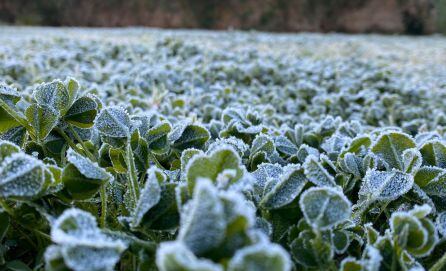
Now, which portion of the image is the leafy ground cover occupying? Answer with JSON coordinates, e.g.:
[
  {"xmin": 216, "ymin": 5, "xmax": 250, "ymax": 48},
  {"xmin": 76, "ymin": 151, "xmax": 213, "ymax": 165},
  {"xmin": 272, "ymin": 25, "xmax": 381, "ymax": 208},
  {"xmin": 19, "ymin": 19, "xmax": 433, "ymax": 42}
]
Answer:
[{"xmin": 0, "ymin": 27, "xmax": 446, "ymax": 271}]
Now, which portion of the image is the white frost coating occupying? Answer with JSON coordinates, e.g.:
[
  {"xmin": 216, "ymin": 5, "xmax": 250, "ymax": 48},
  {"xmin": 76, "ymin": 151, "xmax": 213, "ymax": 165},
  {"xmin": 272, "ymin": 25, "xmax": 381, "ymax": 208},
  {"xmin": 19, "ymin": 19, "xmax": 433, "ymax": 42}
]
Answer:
[
  {"xmin": 130, "ymin": 167, "xmax": 163, "ymax": 228},
  {"xmin": 303, "ymin": 155, "xmax": 336, "ymax": 187},
  {"xmin": 95, "ymin": 106, "xmax": 131, "ymax": 138},
  {"xmin": 0, "ymin": 140, "xmax": 20, "ymax": 163},
  {"xmin": 252, "ymin": 163, "xmax": 283, "ymax": 196},
  {"xmin": 67, "ymin": 148, "xmax": 112, "ymax": 181},
  {"xmin": 0, "ymin": 152, "xmax": 49, "ymax": 198},
  {"xmin": 156, "ymin": 241, "xmax": 223, "ymax": 271},
  {"xmin": 409, "ymin": 204, "xmax": 432, "ymax": 219},
  {"xmin": 359, "ymin": 169, "xmax": 414, "ymax": 201},
  {"xmin": 402, "ymin": 148, "xmax": 422, "ymax": 174},
  {"xmin": 50, "ymin": 208, "xmax": 127, "ymax": 271},
  {"xmin": 261, "ymin": 164, "xmax": 307, "ymax": 210},
  {"xmin": 228, "ymin": 242, "xmax": 292, "ymax": 271},
  {"xmin": 362, "ymin": 245, "xmax": 382, "ymax": 271},
  {"xmin": 299, "ymin": 187, "xmax": 352, "ymax": 230},
  {"xmin": 179, "ymin": 179, "xmax": 226, "ymax": 255},
  {"xmin": 33, "ymin": 80, "xmax": 70, "ymax": 113},
  {"xmin": 219, "ymin": 189, "xmax": 256, "ymax": 227},
  {"xmin": 436, "ymin": 212, "xmax": 446, "ymax": 236},
  {"xmin": 207, "ymin": 136, "xmax": 249, "ymax": 157}
]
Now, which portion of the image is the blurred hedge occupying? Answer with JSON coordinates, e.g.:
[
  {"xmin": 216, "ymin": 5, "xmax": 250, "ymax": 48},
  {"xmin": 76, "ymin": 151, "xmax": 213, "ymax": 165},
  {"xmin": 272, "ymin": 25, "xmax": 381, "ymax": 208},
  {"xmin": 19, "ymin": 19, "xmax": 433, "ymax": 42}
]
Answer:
[{"xmin": 0, "ymin": 0, "xmax": 443, "ymax": 34}]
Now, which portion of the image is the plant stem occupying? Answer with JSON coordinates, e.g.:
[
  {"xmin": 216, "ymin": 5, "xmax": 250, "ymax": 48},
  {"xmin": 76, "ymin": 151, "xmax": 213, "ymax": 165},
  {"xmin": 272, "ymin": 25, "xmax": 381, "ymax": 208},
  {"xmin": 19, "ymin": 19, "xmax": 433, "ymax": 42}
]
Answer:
[
  {"xmin": 67, "ymin": 124, "xmax": 97, "ymax": 161},
  {"xmin": 148, "ymin": 151, "xmax": 166, "ymax": 170},
  {"xmin": 100, "ymin": 184, "xmax": 107, "ymax": 228},
  {"xmin": 55, "ymin": 127, "xmax": 84, "ymax": 154},
  {"xmin": 430, "ymin": 252, "xmax": 446, "ymax": 271},
  {"xmin": 0, "ymin": 199, "xmax": 14, "ymax": 215},
  {"xmin": 126, "ymin": 140, "xmax": 140, "ymax": 205}
]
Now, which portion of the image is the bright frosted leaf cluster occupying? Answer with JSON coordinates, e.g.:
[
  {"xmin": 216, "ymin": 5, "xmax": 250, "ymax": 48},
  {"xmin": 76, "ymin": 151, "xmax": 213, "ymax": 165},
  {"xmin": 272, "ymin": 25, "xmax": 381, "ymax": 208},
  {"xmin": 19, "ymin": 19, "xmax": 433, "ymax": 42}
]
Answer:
[{"xmin": 0, "ymin": 28, "xmax": 446, "ymax": 271}]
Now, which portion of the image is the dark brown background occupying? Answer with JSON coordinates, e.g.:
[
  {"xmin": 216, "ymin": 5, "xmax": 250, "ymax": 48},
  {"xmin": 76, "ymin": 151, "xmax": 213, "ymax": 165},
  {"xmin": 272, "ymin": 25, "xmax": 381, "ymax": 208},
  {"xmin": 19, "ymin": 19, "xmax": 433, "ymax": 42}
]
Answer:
[{"xmin": 1, "ymin": 0, "xmax": 445, "ymax": 34}]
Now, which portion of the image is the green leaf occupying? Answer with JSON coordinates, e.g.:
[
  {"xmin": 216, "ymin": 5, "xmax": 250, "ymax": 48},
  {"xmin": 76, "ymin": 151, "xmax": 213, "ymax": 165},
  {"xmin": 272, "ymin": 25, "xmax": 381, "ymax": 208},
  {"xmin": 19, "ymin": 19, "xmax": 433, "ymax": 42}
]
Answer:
[
  {"xmin": 0, "ymin": 152, "xmax": 53, "ymax": 199},
  {"xmin": 61, "ymin": 149, "xmax": 111, "ymax": 200},
  {"xmin": 303, "ymin": 155, "xmax": 336, "ymax": 187},
  {"xmin": 25, "ymin": 103, "xmax": 59, "ymax": 141},
  {"xmin": 0, "ymin": 211, "xmax": 9, "ymax": 242},
  {"xmin": 169, "ymin": 123, "xmax": 210, "ymax": 151},
  {"xmin": 145, "ymin": 121, "xmax": 172, "ymax": 154},
  {"xmin": 260, "ymin": 165, "xmax": 307, "ymax": 210},
  {"xmin": 129, "ymin": 167, "xmax": 163, "ymax": 228},
  {"xmin": 0, "ymin": 106, "xmax": 20, "ymax": 133},
  {"xmin": 414, "ymin": 166, "xmax": 446, "ymax": 197},
  {"xmin": 228, "ymin": 243, "xmax": 291, "ymax": 271},
  {"xmin": 33, "ymin": 80, "xmax": 71, "ymax": 115},
  {"xmin": 419, "ymin": 140, "xmax": 446, "ymax": 168},
  {"xmin": 95, "ymin": 106, "xmax": 131, "ymax": 138},
  {"xmin": 359, "ymin": 169, "xmax": 414, "ymax": 202},
  {"xmin": 299, "ymin": 187, "xmax": 351, "ymax": 230},
  {"xmin": 5, "ymin": 260, "xmax": 33, "ymax": 271},
  {"xmin": 186, "ymin": 147, "xmax": 244, "ymax": 193},
  {"xmin": 179, "ymin": 179, "xmax": 226, "ymax": 256},
  {"xmin": 156, "ymin": 242, "xmax": 223, "ymax": 271},
  {"xmin": 371, "ymin": 132, "xmax": 416, "ymax": 170},
  {"xmin": 0, "ymin": 140, "xmax": 20, "ymax": 164},
  {"xmin": 48, "ymin": 208, "xmax": 127, "ymax": 271},
  {"xmin": 64, "ymin": 95, "xmax": 98, "ymax": 128}
]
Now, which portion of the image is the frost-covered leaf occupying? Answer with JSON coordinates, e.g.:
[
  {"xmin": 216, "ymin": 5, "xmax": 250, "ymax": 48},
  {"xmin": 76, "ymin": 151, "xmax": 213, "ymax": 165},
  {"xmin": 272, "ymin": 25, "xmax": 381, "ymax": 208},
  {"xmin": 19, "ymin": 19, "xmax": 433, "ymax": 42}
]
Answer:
[
  {"xmin": 0, "ymin": 140, "xmax": 20, "ymax": 164},
  {"xmin": 299, "ymin": 187, "xmax": 351, "ymax": 230},
  {"xmin": 402, "ymin": 148, "xmax": 422, "ymax": 174},
  {"xmin": 145, "ymin": 121, "xmax": 172, "ymax": 154},
  {"xmin": 129, "ymin": 167, "xmax": 163, "ymax": 228},
  {"xmin": 419, "ymin": 140, "xmax": 446, "ymax": 168},
  {"xmin": 260, "ymin": 165, "xmax": 307, "ymax": 210},
  {"xmin": 390, "ymin": 204, "xmax": 438, "ymax": 257},
  {"xmin": 359, "ymin": 169, "xmax": 414, "ymax": 201},
  {"xmin": 228, "ymin": 242, "xmax": 291, "ymax": 271},
  {"xmin": 25, "ymin": 103, "xmax": 59, "ymax": 141},
  {"xmin": 414, "ymin": 166, "xmax": 446, "ymax": 197},
  {"xmin": 48, "ymin": 208, "xmax": 127, "ymax": 271},
  {"xmin": 371, "ymin": 132, "xmax": 416, "ymax": 170},
  {"xmin": 95, "ymin": 106, "xmax": 131, "ymax": 138},
  {"xmin": 186, "ymin": 147, "xmax": 244, "ymax": 193},
  {"xmin": 169, "ymin": 123, "xmax": 210, "ymax": 151},
  {"xmin": 62, "ymin": 149, "xmax": 111, "ymax": 200},
  {"xmin": 303, "ymin": 155, "xmax": 336, "ymax": 187},
  {"xmin": 33, "ymin": 80, "xmax": 70, "ymax": 114},
  {"xmin": 0, "ymin": 152, "xmax": 52, "ymax": 199},
  {"xmin": 64, "ymin": 95, "xmax": 98, "ymax": 128},
  {"xmin": 179, "ymin": 179, "xmax": 226, "ymax": 255},
  {"xmin": 436, "ymin": 211, "xmax": 446, "ymax": 236},
  {"xmin": 156, "ymin": 242, "xmax": 223, "ymax": 271}
]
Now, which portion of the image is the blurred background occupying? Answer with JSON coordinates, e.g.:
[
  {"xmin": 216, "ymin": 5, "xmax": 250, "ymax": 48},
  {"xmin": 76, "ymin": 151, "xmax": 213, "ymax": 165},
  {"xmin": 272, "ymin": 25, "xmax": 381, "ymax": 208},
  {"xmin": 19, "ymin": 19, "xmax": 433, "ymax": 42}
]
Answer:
[{"xmin": 0, "ymin": 0, "xmax": 445, "ymax": 34}]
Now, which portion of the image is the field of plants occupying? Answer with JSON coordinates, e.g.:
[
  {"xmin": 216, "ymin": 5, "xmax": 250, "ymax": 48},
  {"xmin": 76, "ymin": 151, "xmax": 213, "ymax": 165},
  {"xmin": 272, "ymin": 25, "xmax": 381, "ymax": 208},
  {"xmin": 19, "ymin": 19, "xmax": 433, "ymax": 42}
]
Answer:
[{"xmin": 0, "ymin": 27, "xmax": 446, "ymax": 271}]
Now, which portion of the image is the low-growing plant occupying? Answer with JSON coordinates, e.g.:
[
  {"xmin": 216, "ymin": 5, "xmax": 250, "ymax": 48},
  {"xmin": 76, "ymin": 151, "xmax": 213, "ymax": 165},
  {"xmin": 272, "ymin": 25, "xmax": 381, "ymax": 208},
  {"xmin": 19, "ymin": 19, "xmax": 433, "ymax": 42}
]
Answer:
[{"xmin": 0, "ymin": 30, "xmax": 446, "ymax": 271}]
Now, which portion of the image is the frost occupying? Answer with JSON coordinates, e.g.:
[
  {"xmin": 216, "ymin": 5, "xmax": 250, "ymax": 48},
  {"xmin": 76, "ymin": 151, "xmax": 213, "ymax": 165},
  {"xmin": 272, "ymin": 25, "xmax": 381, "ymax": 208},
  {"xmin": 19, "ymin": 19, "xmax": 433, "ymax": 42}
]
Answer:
[
  {"xmin": 49, "ymin": 208, "xmax": 127, "ymax": 271},
  {"xmin": 129, "ymin": 167, "xmax": 163, "ymax": 228},
  {"xmin": 33, "ymin": 80, "xmax": 70, "ymax": 114},
  {"xmin": 371, "ymin": 132, "xmax": 416, "ymax": 170},
  {"xmin": 186, "ymin": 147, "xmax": 244, "ymax": 192},
  {"xmin": 299, "ymin": 187, "xmax": 352, "ymax": 230},
  {"xmin": 0, "ymin": 140, "xmax": 20, "ymax": 163},
  {"xmin": 260, "ymin": 165, "xmax": 307, "ymax": 209},
  {"xmin": 156, "ymin": 242, "xmax": 223, "ymax": 271},
  {"xmin": 228, "ymin": 242, "xmax": 291, "ymax": 271},
  {"xmin": 67, "ymin": 148, "xmax": 111, "ymax": 181},
  {"xmin": 359, "ymin": 169, "xmax": 414, "ymax": 201},
  {"xmin": 179, "ymin": 179, "xmax": 226, "ymax": 255},
  {"xmin": 419, "ymin": 140, "xmax": 446, "ymax": 168},
  {"xmin": 95, "ymin": 106, "xmax": 131, "ymax": 138},
  {"xmin": 0, "ymin": 152, "xmax": 51, "ymax": 199},
  {"xmin": 303, "ymin": 155, "xmax": 336, "ymax": 187},
  {"xmin": 436, "ymin": 212, "xmax": 446, "ymax": 236}
]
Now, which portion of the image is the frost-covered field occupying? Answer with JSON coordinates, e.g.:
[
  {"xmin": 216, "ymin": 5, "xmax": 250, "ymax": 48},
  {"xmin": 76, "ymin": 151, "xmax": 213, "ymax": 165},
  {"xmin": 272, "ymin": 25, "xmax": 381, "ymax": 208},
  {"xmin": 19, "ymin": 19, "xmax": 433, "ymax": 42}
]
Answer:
[{"xmin": 1, "ymin": 27, "xmax": 446, "ymax": 271}]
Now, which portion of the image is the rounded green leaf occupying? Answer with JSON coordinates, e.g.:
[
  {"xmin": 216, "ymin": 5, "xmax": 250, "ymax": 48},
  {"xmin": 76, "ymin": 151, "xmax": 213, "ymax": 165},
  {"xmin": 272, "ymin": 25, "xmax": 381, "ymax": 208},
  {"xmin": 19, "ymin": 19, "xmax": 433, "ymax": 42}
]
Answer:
[
  {"xmin": 95, "ymin": 106, "xmax": 131, "ymax": 138},
  {"xmin": 33, "ymin": 80, "xmax": 70, "ymax": 114},
  {"xmin": 299, "ymin": 187, "xmax": 352, "ymax": 230},
  {"xmin": 64, "ymin": 96, "xmax": 98, "ymax": 128},
  {"xmin": 228, "ymin": 243, "xmax": 291, "ymax": 271},
  {"xmin": 359, "ymin": 169, "xmax": 414, "ymax": 201},
  {"xmin": 371, "ymin": 132, "xmax": 416, "ymax": 170}
]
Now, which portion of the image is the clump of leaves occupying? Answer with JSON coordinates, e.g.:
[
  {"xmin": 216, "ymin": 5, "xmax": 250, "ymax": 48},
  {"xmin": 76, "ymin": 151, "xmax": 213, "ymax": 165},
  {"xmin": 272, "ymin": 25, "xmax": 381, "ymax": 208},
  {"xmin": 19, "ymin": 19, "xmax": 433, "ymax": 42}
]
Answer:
[{"xmin": 0, "ymin": 31, "xmax": 446, "ymax": 271}]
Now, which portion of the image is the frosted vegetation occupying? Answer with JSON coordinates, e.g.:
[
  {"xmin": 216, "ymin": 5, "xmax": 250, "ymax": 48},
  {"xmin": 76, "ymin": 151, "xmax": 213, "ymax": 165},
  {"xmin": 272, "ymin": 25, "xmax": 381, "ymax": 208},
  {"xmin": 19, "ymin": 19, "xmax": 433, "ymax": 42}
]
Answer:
[{"xmin": 0, "ymin": 27, "xmax": 446, "ymax": 270}]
